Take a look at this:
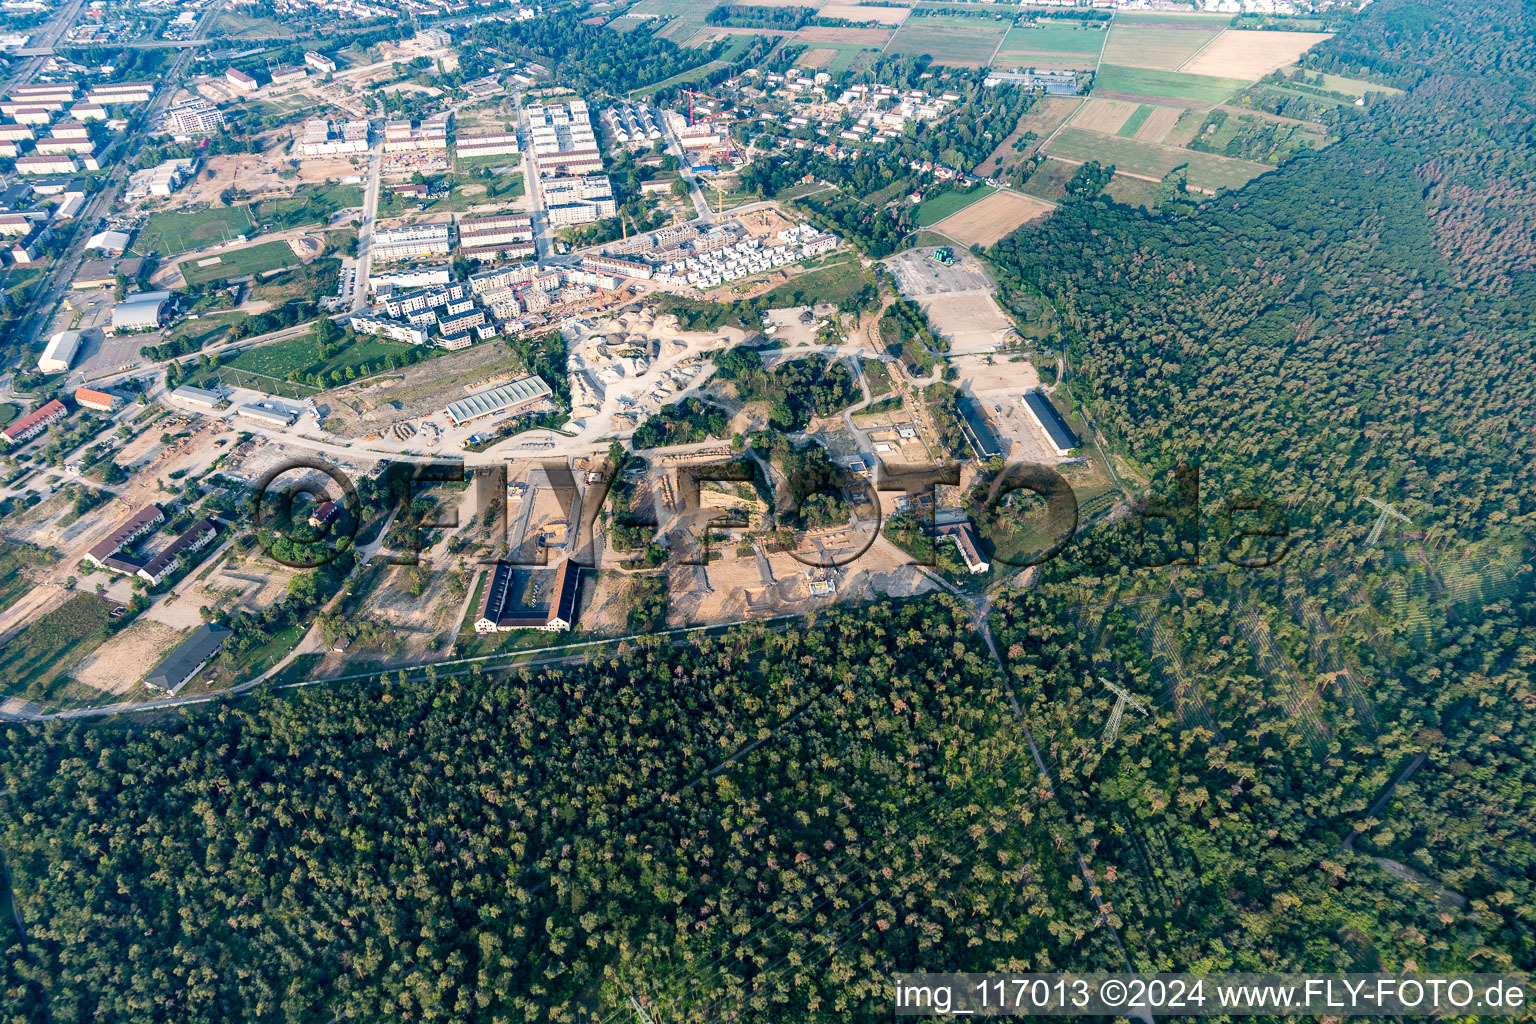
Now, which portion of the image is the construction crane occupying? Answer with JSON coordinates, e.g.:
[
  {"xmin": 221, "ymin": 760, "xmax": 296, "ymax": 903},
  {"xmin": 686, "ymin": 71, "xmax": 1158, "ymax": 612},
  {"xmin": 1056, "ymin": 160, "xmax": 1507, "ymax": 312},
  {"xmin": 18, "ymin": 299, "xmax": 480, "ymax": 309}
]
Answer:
[{"xmin": 680, "ymin": 88, "xmax": 732, "ymax": 126}]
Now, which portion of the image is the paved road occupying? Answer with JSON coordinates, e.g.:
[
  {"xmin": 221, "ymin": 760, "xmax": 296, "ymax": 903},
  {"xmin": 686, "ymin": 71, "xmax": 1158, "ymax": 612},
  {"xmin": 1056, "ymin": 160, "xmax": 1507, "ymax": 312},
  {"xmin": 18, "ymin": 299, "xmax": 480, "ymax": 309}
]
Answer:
[{"xmin": 351, "ymin": 149, "xmax": 383, "ymax": 312}]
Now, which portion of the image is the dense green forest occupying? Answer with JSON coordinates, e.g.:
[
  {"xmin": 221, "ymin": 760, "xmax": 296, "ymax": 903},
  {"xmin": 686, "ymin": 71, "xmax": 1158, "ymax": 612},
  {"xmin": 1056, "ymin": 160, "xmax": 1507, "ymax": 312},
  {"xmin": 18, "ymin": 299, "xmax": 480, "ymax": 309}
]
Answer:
[{"xmin": 2, "ymin": 0, "xmax": 1535, "ymax": 1019}]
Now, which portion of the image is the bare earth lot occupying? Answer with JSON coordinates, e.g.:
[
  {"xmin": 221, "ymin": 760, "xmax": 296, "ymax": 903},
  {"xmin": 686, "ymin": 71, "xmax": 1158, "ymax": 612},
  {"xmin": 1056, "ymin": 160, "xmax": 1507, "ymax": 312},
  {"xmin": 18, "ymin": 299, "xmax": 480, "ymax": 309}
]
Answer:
[
  {"xmin": 930, "ymin": 190, "xmax": 1054, "ymax": 248},
  {"xmin": 920, "ymin": 293, "xmax": 1017, "ymax": 353}
]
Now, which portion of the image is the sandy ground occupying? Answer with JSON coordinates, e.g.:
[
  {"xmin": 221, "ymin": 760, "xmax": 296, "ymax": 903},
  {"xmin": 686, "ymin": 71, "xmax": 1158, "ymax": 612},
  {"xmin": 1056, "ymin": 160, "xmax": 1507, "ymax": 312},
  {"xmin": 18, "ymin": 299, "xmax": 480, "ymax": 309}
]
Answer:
[
  {"xmin": 72, "ymin": 619, "xmax": 187, "ymax": 693},
  {"xmin": 930, "ymin": 190, "xmax": 1054, "ymax": 248},
  {"xmin": 170, "ymin": 153, "xmax": 366, "ymax": 210},
  {"xmin": 884, "ymin": 248, "xmax": 995, "ymax": 297},
  {"xmin": 919, "ymin": 292, "xmax": 1017, "ymax": 353},
  {"xmin": 1180, "ymin": 29, "xmax": 1333, "ymax": 79}
]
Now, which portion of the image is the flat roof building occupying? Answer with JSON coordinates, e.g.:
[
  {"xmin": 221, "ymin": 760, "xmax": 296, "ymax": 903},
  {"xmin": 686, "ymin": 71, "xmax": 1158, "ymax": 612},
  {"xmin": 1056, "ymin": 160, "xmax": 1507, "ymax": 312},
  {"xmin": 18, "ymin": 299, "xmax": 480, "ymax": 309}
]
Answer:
[
  {"xmin": 171, "ymin": 384, "xmax": 226, "ymax": 409},
  {"xmin": 237, "ymin": 400, "xmax": 301, "ymax": 426}
]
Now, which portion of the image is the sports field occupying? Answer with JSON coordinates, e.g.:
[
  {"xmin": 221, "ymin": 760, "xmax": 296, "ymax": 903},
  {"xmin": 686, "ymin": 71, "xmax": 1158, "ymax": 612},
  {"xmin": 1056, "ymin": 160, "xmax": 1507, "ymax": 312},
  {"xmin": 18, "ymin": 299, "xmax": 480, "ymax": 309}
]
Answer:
[
  {"xmin": 1101, "ymin": 24, "xmax": 1222, "ymax": 69},
  {"xmin": 929, "ymin": 189, "xmax": 1054, "ymax": 248},
  {"xmin": 178, "ymin": 241, "xmax": 298, "ymax": 286},
  {"xmin": 1181, "ymin": 29, "xmax": 1333, "ymax": 80},
  {"xmin": 138, "ymin": 206, "xmax": 257, "ymax": 256},
  {"xmin": 1093, "ymin": 63, "xmax": 1250, "ymax": 104},
  {"xmin": 1043, "ymin": 127, "xmax": 1270, "ymax": 192},
  {"xmin": 915, "ymin": 185, "xmax": 997, "ymax": 227},
  {"xmin": 886, "ymin": 17, "xmax": 1008, "ymax": 67}
]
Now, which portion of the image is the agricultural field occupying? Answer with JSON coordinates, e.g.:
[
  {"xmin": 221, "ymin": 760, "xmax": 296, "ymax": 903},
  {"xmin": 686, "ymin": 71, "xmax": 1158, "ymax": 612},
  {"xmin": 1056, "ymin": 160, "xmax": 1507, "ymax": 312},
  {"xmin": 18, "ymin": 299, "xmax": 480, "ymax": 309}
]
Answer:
[
  {"xmin": 994, "ymin": 22, "xmax": 1107, "ymax": 61},
  {"xmin": 1101, "ymin": 24, "xmax": 1222, "ymax": 70},
  {"xmin": 1130, "ymin": 105, "xmax": 1185, "ymax": 143},
  {"xmin": 625, "ymin": 0, "xmax": 713, "ymax": 44},
  {"xmin": 178, "ymin": 240, "xmax": 299, "ymax": 286},
  {"xmin": 821, "ymin": 3, "xmax": 908, "ymax": 23},
  {"xmin": 914, "ymin": 184, "xmax": 996, "ymax": 227},
  {"xmin": 791, "ymin": 25, "xmax": 893, "ymax": 46},
  {"xmin": 929, "ymin": 189, "xmax": 1054, "ymax": 248},
  {"xmin": 886, "ymin": 16, "xmax": 1009, "ymax": 67},
  {"xmin": 1182, "ymin": 30, "xmax": 1333, "ymax": 80},
  {"xmin": 976, "ymin": 95, "xmax": 1084, "ymax": 174},
  {"xmin": 1070, "ymin": 98, "xmax": 1142, "ymax": 134},
  {"xmin": 1092, "ymin": 63, "xmax": 1251, "ymax": 105},
  {"xmin": 1044, "ymin": 127, "xmax": 1270, "ymax": 192},
  {"xmin": 0, "ymin": 593, "xmax": 116, "ymax": 708},
  {"xmin": 796, "ymin": 41, "xmax": 883, "ymax": 74}
]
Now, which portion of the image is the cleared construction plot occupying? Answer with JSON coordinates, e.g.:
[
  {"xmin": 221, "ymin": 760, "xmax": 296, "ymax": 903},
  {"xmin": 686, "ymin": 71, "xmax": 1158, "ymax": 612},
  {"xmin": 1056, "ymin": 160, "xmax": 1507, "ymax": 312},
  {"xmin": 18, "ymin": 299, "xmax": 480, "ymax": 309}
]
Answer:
[
  {"xmin": 886, "ymin": 17, "xmax": 1008, "ymax": 66},
  {"xmin": 919, "ymin": 293, "xmax": 1015, "ymax": 353},
  {"xmin": 1045, "ymin": 127, "xmax": 1270, "ymax": 192},
  {"xmin": 1181, "ymin": 29, "xmax": 1334, "ymax": 79},
  {"xmin": 1092, "ymin": 63, "xmax": 1250, "ymax": 106},
  {"xmin": 1102, "ymin": 24, "xmax": 1222, "ymax": 70},
  {"xmin": 929, "ymin": 189, "xmax": 1054, "ymax": 248}
]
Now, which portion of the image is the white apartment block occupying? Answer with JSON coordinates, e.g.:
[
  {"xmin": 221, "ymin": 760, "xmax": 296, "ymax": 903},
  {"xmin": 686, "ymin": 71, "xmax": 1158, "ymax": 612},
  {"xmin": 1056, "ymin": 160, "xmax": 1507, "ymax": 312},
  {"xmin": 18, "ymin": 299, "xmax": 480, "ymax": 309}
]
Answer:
[
  {"xmin": 167, "ymin": 100, "xmax": 225, "ymax": 134},
  {"xmin": 225, "ymin": 68, "xmax": 258, "ymax": 93},
  {"xmin": 526, "ymin": 100, "xmax": 603, "ymax": 176},
  {"xmin": 88, "ymin": 81, "xmax": 154, "ymax": 105},
  {"xmin": 543, "ymin": 174, "xmax": 616, "ymax": 225},
  {"xmin": 372, "ymin": 223, "xmax": 451, "ymax": 262},
  {"xmin": 348, "ymin": 314, "xmax": 428, "ymax": 344},
  {"xmin": 299, "ymin": 118, "xmax": 368, "ymax": 156},
  {"xmin": 457, "ymin": 213, "xmax": 532, "ymax": 249},
  {"xmin": 304, "ymin": 51, "xmax": 337, "ymax": 74},
  {"xmin": 383, "ymin": 119, "xmax": 447, "ymax": 154}
]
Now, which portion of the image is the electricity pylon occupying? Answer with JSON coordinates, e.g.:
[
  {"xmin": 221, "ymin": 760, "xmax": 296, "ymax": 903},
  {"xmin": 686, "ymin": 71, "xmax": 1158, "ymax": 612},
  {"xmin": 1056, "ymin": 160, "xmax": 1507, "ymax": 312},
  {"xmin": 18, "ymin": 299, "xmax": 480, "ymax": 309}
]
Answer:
[
  {"xmin": 1097, "ymin": 677, "xmax": 1149, "ymax": 743},
  {"xmin": 628, "ymin": 995, "xmax": 658, "ymax": 1024},
  {"xmin": 1363, "ymin": 497, "xmax": 1411, "ymax": 546}
]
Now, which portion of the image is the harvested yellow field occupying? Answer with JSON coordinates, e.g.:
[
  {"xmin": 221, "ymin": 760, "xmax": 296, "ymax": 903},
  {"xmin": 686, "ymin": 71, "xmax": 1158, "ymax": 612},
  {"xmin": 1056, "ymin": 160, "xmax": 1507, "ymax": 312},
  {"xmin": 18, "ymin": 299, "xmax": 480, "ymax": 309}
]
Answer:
[
  {"xmin": 931, "ymin": 189, "xmax": 1054, "ymax": 248},
  {"xmin": 1102, "ymin": 25, "xmax": 1222, "ymax": 70},
  {"xmin": 1180, "ymin": 29, "xmax": 1333, "ymax": 80},
  {"xmin": 820, "ymin": 2, "xmax": 909, "ymax": 23},
  {"xmin": 1071, "ymin": 98, "xmax": 1140, "ymax": 134},
  {"xmin": 799, "ymin": 47, "xmax": 839, "ymax": 67},
  {"xmin": 793, "ymin": 24, "xmax": 893, "ymax": 45},
  {"xmin": 1133, "ymin": 105, "xmax": 1183, "ymax": 143}
]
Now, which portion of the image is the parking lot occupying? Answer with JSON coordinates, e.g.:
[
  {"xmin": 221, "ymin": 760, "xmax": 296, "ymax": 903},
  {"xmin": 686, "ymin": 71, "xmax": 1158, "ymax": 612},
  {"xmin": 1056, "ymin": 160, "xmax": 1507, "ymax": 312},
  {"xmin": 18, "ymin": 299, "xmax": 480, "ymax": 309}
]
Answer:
[{"xmin": 883, "ymin": 248, "xmax": 995, "ymax": 297}]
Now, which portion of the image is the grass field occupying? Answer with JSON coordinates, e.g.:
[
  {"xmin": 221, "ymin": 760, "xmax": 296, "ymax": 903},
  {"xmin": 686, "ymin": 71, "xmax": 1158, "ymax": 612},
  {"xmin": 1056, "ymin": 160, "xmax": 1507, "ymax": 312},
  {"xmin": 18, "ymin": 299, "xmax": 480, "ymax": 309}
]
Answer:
[
  {"xmin": 887, "ymin": 17, "xmax": 1008, "ymax": 66},
  {"xmin": 179, "ymin": 240, "xmax": 297, "ymax": 286},
  {"xmin": 795, "ymin": 40, "xmax": 882, "ymax": 75},
  {"xmin": 1101, "ymin": 24, "xmax": 1222, "ymax": 69},
  {"xmin": 0, "ymin": 402, "xmax": 17, "ymax": 430},
  {"xmin": 0, "ymin": 593, "xmax": 114, "ymax": 705},
  {"xmin": 1045, "ymin": 126, "xmax": 1270, "ymax": 191},
  {"xmin": 1017, "ymin": 157, "xmax": 1081, "ymax": 202},
  {"xmin": 861, "ymin": 358, "xmax": 894, "ymax": 398},
  {"xmin": 163, "ymin": 311, "xmax": 249, "ymax": 351},
  {"xmin": 138, "ymin": 206, "xmax": 257, "ymax": 256},
  {"xmin": 1093, "ymin": 63, "xmax": 1250, "ymax": 103},
  {"xmin": 997, "ymin": 23, "xmax": 1106, "ymax": 57},
  {"xmin": 1278, "ymin": 67, "xmax": 1402, "ymax": 97},
  {"xmin": 759, "ymin": 256, "xmax": 872, "ymax": 309},
  {"xmin": 251, "ymin": 259, "xmax": 340, "ymax": 303},
  {"xmin": 214, "ymin": 331, "xmax": 420, "ymax": 391},
  {"xmin": 0, "ymin": 543, "xmax": 50, "ymax": 615},
  {"xmin": 1117, "ymin": 105, "xmax": 1155, "ymax": 136},
  {"xmin": 915, "ymin": 185, "xmax": 996, "ymax": 226},
  {"xmin": 1103, "ymin": 174, "xmax": 1161, "ymax": 208},
  {"xmin": 250, "ymin": 183, "xmax": 363, "ymax": 229}
]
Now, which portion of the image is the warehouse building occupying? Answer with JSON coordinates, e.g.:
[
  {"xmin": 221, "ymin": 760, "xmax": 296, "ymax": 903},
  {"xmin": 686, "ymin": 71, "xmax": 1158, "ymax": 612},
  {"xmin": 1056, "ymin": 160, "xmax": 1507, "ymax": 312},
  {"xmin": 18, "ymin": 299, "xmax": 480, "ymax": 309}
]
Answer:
[
  {"xmin": 38, "ymin": 329, "xmax": 82, "ymax": 373},
  {"xmin": 443, "ymin": 376, "xmax": 552, "ymax": 426},
  {"xmin": 109, "ymin": 291, "xmax": 172, "ymax": 333},
  {"xmin": 955, "ymin": 392, "xmax": 1003, "ymax": 461},
  {"xmin": 170, "ymin": 384, "xmax": 226, "ymax": 409},
  {"xmin": 1022, "ymin": 390, "xmax": 1079, "ymax": 458},
  {"xmin": 145, "ymin": 624, "xmax": 232, "ymax": 694},
  {"xmin": 237, "ymin": 400, "xmax": 302, "ymax": 426}
]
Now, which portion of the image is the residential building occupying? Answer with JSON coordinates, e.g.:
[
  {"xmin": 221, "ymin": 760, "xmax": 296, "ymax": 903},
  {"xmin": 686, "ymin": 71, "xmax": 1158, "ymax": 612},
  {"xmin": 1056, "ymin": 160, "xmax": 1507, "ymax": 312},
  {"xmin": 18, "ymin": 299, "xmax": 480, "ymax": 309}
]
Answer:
[
  {"xmin": 542, "ymin": 174, "xmax": 616, "ymax": 225},
  {"xmin": 935, "ymin": 521, "xmax": 990, "ymax": 574},
  {"xmin": 84, "ymin": 505, "xmax": 165, "ymax": 570},
  {"xmin": 73, "ymin": 386, "xmax": 120, "ymax": 412},
  {"xmin": 166, "ymin": 100, "xmax": 225, "ymax": 134},
  {"xmin": 137, "ymin": 518, "xmax": 218, "ymax": 585},
  {"xmin": 16, "ymin": 154, "xmax": 78, "ymax": 174},
  {"xmin": 348, "ymin": 313, "xmax": 429, "ymax": 344},
  {"xmin": 225, "ymin": 68, "xmax": 258, "ymax": 93},
  {"xmin": 455, "ymin": 128, "xmax": 519, "ymax": 159},
  {"xmin": 525, "ymin": 99, "xmax": 602, "ymax": 175},
  {"xmin": 474, "ymin": 559, "xmax": 580, "ymax": 632},
  {"xmin": 382, "ymin": 119, "xmax": 447, "ymax": 154},
  {"xmin": 581, "ymin": 253, "xmax": 654, "ymax": 280},
  {"xmin": 0, "ymin": 398, "xmax": 66, "ymax": 444},
  {"xmin": 304, "ymin": 51, "xmax": 337, "ymax": 74},
  {"xmin": 368, "ymin": 264, "xmax": 451, "ymax": 293},
  {"xmin": 457, "ymin": 212, "xmax": 532, "ymax": 249},
  {"xmin": 372, "ymin": 223, "xmax": 451, "ymax": 262},
  {"xmin": 270, "ymin": 65, "xmax": 306, "ymax": 85},
  {"xmin": 87, "ymin": 81, "xmax": 154, "ymax": 104}
]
